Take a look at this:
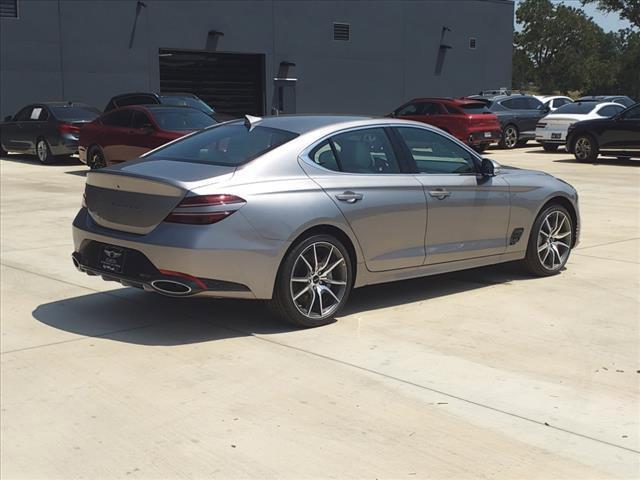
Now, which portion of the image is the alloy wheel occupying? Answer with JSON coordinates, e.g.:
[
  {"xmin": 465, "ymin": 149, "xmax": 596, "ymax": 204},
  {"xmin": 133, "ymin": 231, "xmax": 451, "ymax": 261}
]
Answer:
[
  {"xmin": 537, "ymin": 210, "xmax": 572, "ymax": 271},
  {"xmin": 90, "ymin": 149, "xmax": 106, "ymax": 169},
  {"xmin": 290, "ymin": 241, "xmax": 348, "ymax": 319},
  {"xmin": 503, "ymin": 127, "xmax": 518, "ymax": 149},
  {"xmin": 36, "ymin": 140, "xmax": 48, "ymax": 163},
  {"xmin": 574, "ymin": 137, "xmax": 591, "ymax": 161}
]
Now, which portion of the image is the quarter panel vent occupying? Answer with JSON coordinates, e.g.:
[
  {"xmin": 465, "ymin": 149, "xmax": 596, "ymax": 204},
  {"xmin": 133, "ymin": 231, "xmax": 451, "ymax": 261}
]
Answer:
[{"xmin": 333, "ymin": 22, "xmax": 351, "ymax": 42}]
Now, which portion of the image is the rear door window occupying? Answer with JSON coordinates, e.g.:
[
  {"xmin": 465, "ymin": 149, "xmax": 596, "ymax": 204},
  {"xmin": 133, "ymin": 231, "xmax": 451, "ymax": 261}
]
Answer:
[
  {"xmin": 309, "ymin": 140, "xmax": 340, "ymax": 171},
  {"xmin": 329, "ymin": 128, "xmax": 400, "ymax": 174}
]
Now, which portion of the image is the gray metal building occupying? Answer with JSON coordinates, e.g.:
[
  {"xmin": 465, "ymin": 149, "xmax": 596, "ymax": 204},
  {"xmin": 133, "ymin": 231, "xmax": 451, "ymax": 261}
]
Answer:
[{"xmin": 0, "ymin": 0, "xmax": 514, "ymax": 119}]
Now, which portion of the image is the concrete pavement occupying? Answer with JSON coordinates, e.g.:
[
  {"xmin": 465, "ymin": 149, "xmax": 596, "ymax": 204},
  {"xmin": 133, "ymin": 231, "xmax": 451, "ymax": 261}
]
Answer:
[{"xmin": 1, "ymin": 147, "xmax": 638, "ymax": 479}]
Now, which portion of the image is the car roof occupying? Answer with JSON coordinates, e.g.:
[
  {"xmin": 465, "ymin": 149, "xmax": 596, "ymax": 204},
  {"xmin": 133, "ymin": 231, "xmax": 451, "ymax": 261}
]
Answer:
[
  {"xmin": 109, "ymin": 104, "xmax": 199, "ymax": 113},
  {"xmin": 409, "ymin": 97, "xmax": 485, "ymax": 106},
  {"xmin": 160, "ymin": 92, "xmax": 199, "ymax": 98},
  {"xmin": 228, "ymin": 115, "xmax": 376, "ymax": 134},
  {"xmin": 32, "ymin": 102, "xmax": 95, "ymax": 108}
]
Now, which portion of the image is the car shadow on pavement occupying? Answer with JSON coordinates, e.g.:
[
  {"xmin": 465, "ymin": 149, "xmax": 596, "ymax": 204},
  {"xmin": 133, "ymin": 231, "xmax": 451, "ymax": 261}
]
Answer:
[
  {"xmin": 65, "ymin": 169, "xmax": 88, "ymax": 177},
  {"xmin": 1, "ymin": 153, "xmax": 81, "ymax": 166},
  {"xmin": 32, "ymin": 262, "xmax": 534, "ymax": 347},
  {"xmin": 553, "ymin": 158, "xmax": 638, "ymax": 167}
]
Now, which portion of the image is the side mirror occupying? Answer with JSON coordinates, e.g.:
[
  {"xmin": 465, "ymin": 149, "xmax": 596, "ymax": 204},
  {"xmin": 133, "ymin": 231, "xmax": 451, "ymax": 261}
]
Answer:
[
  {"xmin": 4, "ymin": 116, "xmax": 12, "ymax": 122},
  {"xmin": 481, "ymin": 158, "xmax": 497, "ymax": 176}
]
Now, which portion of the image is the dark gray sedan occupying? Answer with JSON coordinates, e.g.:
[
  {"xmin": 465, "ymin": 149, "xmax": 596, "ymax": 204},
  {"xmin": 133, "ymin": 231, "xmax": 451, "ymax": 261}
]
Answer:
[{"xmin": 0, "ymin": 102, "xmax": 100, "ymax": 163}]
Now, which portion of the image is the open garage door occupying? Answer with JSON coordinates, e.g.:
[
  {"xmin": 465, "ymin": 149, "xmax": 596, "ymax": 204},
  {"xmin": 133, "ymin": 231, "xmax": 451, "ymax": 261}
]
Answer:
[{"xmin": 159, "ymin": 49, "xmax": 265, "ymax": 116}]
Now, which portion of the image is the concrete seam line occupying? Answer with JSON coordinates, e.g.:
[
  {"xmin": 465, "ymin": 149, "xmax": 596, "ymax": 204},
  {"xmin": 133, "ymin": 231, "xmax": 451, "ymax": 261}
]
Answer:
[
  {"xmin": 3, "ymin": 263, "xmax": 639, "ymax": 454},
  {"xmin": 575, "ymin": 237, "xmax": 640, "ymax": 251},
  {"xmin": 572, "ymin": 253, "xmax": 640, "ymax": 265},
  {"xmin": 246, "ymin": 333, "xmax": 640, "ymax": 456}
]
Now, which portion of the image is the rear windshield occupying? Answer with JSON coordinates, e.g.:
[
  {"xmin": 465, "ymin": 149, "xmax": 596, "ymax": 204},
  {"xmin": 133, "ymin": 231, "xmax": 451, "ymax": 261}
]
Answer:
[
  {"xmin": 554, "ymin": 102, "xmax": 598, "ymax": 114},
  {"xmin": 51, "ymin": 106, "xmax": 100, "ymax": 121},
  {"xmin": 161, "ymin": 96, "xmax": 215, "ymax": 114},
  {"xmin": 151, "ymin": 109, "xmax": 217, "ymax": 131},
  {"xmin": 146, "ymin": 124, "xmax": 299, "ymax": 166},
  {"xmin": 461, "ymin": 103, "xmax": 491, "ymax": 113}
]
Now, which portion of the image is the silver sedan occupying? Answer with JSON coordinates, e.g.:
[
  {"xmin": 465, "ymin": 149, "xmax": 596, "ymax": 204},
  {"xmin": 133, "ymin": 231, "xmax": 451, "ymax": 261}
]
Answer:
[{"xmin": 72, "ymin": 115, "xmax": 580, "ymax": 327}]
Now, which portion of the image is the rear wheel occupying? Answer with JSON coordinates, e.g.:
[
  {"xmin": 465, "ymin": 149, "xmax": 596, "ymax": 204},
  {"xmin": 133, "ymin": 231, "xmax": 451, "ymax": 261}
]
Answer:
[
  {"xmin": 0, "ymin": 144, "xmax": 6, "ymax": 156},
  {"xmin": 542, "ymin": 143, "xmax": 559, "ymax": 152},
  {"xmin": 524, "ymin": 205, "xmax": 573, "ymax": 276},
  {"xmin": 88, "ymin": 145, "xmax": 107, "ymax": 169},
  {"xmin": 36, "ymin": 138, "xmax": 54, "ymax": 164},
  {"xmin": 500, "ymin": 125, "xmax": 518, "ymax": 149},
  {"xmin": 573, "ymin": 134, "xmax": 599, "ymax": 162},
  {"xmin": 269, "ymin": 234, "xmax": 353, "ymax": 327}
]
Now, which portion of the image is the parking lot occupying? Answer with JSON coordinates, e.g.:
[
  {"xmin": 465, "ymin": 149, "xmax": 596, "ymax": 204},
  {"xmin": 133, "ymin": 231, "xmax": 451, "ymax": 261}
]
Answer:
[{"xmin": 1, "ymin": 147, "xmax": 638, "ymax": 478}]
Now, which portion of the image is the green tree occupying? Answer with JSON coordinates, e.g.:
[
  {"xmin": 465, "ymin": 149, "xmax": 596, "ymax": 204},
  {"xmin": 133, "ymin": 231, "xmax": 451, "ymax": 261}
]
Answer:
[
  {"xmin": 581, "ymin": 0, "xmax": 640, "ymax": 28},
  {"xmin": 514, "ymin": 0, "xmax": 609, "ymax": 92}
]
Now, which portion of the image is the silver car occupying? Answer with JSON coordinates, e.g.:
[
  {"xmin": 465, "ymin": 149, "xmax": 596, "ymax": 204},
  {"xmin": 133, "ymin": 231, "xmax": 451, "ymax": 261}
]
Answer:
[{"xmin": 72, "ymin": 115, "xmax": 580, "ymax": 327}]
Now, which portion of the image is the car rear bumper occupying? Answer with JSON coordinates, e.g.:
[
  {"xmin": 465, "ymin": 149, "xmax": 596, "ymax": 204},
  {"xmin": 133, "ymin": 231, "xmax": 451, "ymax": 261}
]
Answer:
[
  {"xmin": 465, "ymin": 128, "xmax": 502, "ymax": 145},
  {"xmin": 535, "ymin": 127, "xmax": 568, "ymax": 144},
  {"xmin": 78, "ymin": 145, "xmax": 88, "ymax": 164},
  {"xmin": 50, "ymin": 133, "xmax": 79, "ymax": 156},
  {"xmin": 72, "ymin": 207, "xmax": 288, "ymax": 299}
]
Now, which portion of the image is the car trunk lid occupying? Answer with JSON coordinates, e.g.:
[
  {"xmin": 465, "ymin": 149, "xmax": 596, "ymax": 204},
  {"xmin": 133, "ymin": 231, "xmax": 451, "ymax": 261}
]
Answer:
[{"xmin": 85, "ymin": 159, "xmax": 235, "ymax": 234}]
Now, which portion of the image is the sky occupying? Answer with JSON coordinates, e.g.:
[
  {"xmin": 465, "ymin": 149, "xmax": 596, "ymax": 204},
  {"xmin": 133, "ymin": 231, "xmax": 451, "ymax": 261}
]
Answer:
[{"xmin": 513, "ymin": 0, "xmax": 632, "ymax": 32}]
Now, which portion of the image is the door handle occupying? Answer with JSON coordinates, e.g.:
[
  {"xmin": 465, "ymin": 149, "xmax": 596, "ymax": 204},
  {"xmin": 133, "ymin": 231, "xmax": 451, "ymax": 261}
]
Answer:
[
  {"xmin": 335, "ymin": 191, "xmax": 363, "ymax": 203},
  {"xmin": 428, "ymin": 189, "xmax": 451, "ymax": 200}
]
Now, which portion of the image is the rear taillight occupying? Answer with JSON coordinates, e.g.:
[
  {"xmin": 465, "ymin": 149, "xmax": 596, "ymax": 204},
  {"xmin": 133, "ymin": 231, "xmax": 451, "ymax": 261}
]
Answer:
[
  {"xmin": 165, "ymin": 194, "xmax": 245, "ymax": 225},
  {"xmin": 58, "ymin": 123, "xmax": 81, "ymax": 135}
]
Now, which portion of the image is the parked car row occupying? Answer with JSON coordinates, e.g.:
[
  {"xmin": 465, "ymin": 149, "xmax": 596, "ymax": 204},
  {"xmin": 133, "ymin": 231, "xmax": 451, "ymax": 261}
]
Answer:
[
  {"xmin": 1, "ymin": 90, "xmax": 638, "ymax": 166},
  {"xmin": 0, "ymin": 92, "xmax": 226, "ymax": 165}
]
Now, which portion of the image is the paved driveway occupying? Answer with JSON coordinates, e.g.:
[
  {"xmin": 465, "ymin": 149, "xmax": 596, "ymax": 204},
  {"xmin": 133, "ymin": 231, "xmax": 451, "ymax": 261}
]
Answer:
[{"xmin": 1, "ymin": 147, "xmax": 638, "ymax": 479}]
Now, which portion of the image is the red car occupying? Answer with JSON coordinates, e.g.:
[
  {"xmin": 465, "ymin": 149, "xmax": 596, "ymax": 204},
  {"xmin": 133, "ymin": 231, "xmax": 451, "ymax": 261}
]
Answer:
[
  {"xmin": 78, "ymin": 105, "xmax": 217, "ymax": 168},
  {"xmin": 390, "ymin": 97, "xmax": 502, "ymax": 151}
]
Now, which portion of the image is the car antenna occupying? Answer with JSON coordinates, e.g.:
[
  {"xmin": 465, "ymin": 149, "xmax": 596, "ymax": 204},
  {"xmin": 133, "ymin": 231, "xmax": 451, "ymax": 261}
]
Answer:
[{"xmin": 244, "ymin": 114, "xmax": 261, "ymax": 131}]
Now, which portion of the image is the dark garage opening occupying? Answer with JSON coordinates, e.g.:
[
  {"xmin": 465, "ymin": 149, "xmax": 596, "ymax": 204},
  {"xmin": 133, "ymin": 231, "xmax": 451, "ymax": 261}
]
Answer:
[{"xmin": 159, "ymin": 49, "xmax": 266, "ymax": 117}]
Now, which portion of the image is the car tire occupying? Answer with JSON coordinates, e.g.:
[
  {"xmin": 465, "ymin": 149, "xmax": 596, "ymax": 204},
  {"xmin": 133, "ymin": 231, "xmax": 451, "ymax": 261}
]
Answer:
[
  {"xmin": 87, "ymin": 145, "xmax": 107, "ymax": 169},
  {"xmin": 269, "ymin": 234, "xmax": 354, "ymax": 328},
  {"xmin": 572, "ymin": 134, "xmax": 599, "ymax": 162},
  {"xmin": 499, "ymin": 124, "xmax": 519, "ymax": 149},
  {"xmin": 35, "ymin": 138, "xmax": 54, "ymax": 164},
  {"xmin": 524, "ymin": 204, "xmax": 573, "ymax": 277},
  {"xmin": 542, "ymin": 143, "xmax": 559, "ymax": 152}
]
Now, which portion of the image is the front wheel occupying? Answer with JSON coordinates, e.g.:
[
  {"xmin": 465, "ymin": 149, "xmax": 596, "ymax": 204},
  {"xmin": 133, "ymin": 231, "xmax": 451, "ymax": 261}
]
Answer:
[
  {"xmin": 573, "ymin": 134, "xmax": 598, "ymax": 162},
  {"xmin": 269, "ymin": 234, "xmax": 353, "ymax": 327},
  {"xmin": 524, "ymin": 205, "xmax": 573, "ymax": 276}
]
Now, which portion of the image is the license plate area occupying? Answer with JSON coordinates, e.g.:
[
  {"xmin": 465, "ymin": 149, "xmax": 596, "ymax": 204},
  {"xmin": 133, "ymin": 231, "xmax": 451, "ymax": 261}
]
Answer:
[
  {"xmin": 551, "ymin": 133, "xmax": 561, "ymax": 139},
  {"xmin": 99, "ymin": 245, "xmax": 126, "ymax": 273},
  {"xmin": 484, "ymin": 132, "xmax": 492, "ymax": 138}
]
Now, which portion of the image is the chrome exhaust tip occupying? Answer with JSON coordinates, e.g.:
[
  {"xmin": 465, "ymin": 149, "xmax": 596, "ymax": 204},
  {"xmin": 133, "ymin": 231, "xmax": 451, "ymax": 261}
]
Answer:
[
  {"xmin": 150, "ymin": 279, "xmax": 193, "ymax": 296},
  {"xmin": 71, "ymin": 253, "xmax": 82, "ymax": 271}
]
